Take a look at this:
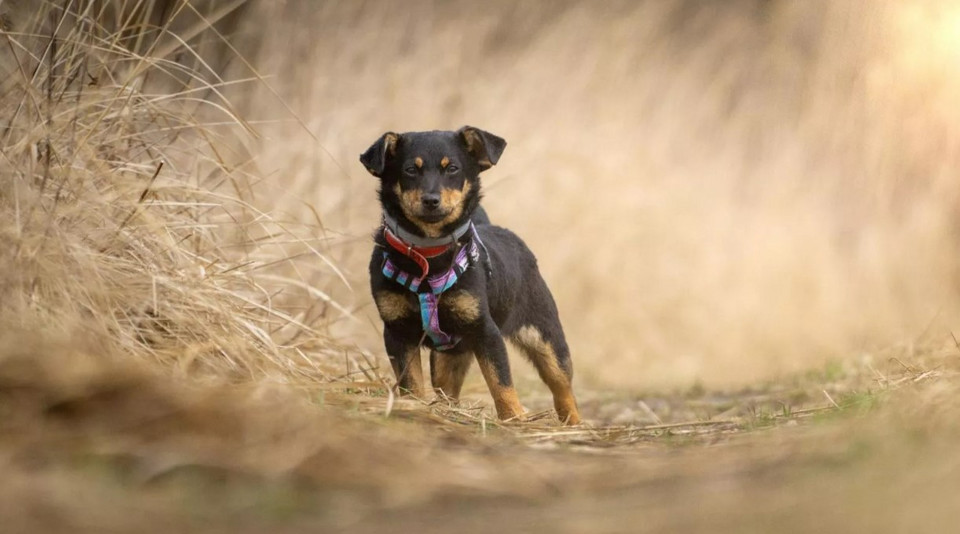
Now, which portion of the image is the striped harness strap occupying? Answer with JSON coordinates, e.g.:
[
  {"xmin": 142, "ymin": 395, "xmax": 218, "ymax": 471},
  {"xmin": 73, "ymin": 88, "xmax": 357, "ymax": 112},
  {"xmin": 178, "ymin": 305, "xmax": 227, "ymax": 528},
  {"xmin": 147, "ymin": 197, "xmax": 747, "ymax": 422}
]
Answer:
[{"xmin": 381, "ymin": 230, "xmax": 482, "ymax": 351}]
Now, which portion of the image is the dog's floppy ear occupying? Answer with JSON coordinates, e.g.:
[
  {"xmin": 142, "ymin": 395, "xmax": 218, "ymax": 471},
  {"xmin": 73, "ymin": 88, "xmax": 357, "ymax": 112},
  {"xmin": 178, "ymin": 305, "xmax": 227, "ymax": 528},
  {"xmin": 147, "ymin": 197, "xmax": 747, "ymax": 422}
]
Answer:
[
  {"xmin": 458, "ymin": 126, "xmax": 506, "ymax": 171},
  {"xmin": 359, "ymin": 132, "xmax": 399, "ymax": 177}
]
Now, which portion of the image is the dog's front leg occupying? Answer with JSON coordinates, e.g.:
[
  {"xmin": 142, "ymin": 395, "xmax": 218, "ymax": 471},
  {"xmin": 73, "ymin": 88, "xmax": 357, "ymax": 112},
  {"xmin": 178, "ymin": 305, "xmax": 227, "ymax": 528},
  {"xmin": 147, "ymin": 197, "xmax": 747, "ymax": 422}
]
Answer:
[
  {"xmin": 430, "ymin": 350, "xmax": 472, "ymax": 401},
  {"xmin": 383, "ymin": 328, "xmax": 425, "ymax": 398},
  {"xmin": 472, "ymin": 323, "xmax": 525, "ymax": 421}
]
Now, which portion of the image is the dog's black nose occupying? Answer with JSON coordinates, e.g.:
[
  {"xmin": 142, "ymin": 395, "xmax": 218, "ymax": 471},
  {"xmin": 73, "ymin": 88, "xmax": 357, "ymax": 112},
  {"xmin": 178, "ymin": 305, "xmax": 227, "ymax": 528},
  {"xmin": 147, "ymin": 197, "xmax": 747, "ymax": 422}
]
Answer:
[{"xmin": 421, "ymin": 194, "xmax": 441, "ymax": 210}]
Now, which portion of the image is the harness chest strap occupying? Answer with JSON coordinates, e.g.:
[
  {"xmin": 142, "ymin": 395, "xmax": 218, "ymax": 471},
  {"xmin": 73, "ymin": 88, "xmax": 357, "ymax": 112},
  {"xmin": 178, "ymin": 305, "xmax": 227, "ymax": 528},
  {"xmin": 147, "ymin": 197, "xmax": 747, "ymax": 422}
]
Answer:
[{"xmin": 381, "ymin": 234, "xmax": 481, "ymax": 351}]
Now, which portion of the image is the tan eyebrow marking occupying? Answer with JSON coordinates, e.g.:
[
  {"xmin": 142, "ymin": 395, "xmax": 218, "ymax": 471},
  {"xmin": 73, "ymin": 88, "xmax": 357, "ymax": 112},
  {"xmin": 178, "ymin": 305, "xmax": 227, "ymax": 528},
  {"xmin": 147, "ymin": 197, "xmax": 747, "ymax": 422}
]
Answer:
[
  {"xmin": 440, "ymin": 156, "xmax": 450, "ymax": 168},
  {"xmin": 414, "ymin": 157, "xmax": 423, "ymax": 168}
]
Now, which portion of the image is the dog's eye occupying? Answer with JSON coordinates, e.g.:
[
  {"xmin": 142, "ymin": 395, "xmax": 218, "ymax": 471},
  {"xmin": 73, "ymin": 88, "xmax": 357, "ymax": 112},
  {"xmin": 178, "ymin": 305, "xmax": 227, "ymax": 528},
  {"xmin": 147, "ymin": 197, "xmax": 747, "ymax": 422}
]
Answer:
[
  {"xmin": 403, "ymin": 167, "xmax": 418, "ymax": 176},
  {"xmin": 446, "ymin": 165, "xmax": 459, "ymax": 174}
]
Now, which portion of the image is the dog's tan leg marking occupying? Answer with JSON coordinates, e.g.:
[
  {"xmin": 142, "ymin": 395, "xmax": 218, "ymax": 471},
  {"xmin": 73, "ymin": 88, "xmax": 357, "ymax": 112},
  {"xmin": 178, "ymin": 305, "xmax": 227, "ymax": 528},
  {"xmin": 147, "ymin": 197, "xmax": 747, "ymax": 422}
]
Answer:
[
  {"xmin": 430, "ymin": 351, "xmax": 472, "ymax": 400},
  {"xmin": 476, "ymin": 356, "xmax": 525, "ymax": 421},
  {"xmin": 441, "ymin": 290, "xmax": 481, "ymax": 323},
  {"xmin": 512, "ymin": 326, "xmax": 581, "ymax": 425},
  {"xmin": 375, "ymin": 291, "xmax": 415, "ymax": 322},
  {"xmin": 397, "ymin": 345, "xmax": 426, "ymax": 398}
]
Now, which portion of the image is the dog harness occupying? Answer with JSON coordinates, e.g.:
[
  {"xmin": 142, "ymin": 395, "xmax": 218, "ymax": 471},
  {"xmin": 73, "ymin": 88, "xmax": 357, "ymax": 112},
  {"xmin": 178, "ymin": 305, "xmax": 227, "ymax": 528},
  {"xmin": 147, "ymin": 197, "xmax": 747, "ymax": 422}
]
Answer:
[{"xmin": 381, "ymin": 220, "xmax": 483, "ymax": 351}]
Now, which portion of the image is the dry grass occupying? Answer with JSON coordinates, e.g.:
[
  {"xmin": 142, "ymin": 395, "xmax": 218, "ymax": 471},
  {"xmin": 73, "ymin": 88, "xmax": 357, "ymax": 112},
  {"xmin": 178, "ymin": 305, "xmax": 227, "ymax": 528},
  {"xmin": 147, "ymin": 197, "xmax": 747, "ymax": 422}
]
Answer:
[
  {"xmin": 0, "ymin": 0, "xmax": 349, "ymax": 382},
  {"xmin": 3, "ymin": 1, "xmax": 960, "ymax": 533}
]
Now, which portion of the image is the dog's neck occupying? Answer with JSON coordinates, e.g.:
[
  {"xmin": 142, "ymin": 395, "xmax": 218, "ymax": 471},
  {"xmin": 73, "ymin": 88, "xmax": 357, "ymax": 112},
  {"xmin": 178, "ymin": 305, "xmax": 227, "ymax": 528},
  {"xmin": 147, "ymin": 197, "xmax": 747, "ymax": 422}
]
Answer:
[
  {"xmin": 381, "ymin": 211, "xmax": 472, "ymax": 249},
  {"xmin": 379, "ymin": 211, "xmax": 476, "ymax": 280}
]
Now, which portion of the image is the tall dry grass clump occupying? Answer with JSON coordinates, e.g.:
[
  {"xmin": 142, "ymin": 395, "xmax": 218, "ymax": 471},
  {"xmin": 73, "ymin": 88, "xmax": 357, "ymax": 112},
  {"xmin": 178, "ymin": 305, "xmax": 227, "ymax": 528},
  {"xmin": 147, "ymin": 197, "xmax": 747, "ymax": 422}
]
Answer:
[{"xmin": 0, "ymin": 1, "xmax": 348, "ymax": 383}]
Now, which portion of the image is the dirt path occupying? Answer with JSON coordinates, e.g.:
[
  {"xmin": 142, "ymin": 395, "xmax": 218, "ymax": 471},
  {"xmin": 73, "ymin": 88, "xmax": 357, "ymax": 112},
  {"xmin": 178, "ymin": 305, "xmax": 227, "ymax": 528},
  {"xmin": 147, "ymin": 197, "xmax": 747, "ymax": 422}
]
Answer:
[{"xmin": 2, "ymin": 347, "xmax": 957, "ymax": 534}]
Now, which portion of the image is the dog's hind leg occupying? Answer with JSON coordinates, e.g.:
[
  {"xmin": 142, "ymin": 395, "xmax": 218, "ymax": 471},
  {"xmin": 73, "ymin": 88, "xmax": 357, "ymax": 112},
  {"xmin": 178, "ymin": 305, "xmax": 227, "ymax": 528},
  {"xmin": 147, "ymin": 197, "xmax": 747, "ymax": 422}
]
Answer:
[
  {"xmin": 430, "ymin": 350, "xmax": 472, "ymax": 401},
  {"xmin": 510, "ymin": 325, "xmax": 581, "ymax": 425}
]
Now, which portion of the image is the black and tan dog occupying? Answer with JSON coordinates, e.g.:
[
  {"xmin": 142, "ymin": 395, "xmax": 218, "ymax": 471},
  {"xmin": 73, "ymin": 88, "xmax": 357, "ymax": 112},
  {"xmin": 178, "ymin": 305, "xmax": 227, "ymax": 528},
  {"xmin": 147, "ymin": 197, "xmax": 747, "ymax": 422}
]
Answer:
[{"xmin": 360, "ymin": 126, "xmax": 580, "ymax": 425}]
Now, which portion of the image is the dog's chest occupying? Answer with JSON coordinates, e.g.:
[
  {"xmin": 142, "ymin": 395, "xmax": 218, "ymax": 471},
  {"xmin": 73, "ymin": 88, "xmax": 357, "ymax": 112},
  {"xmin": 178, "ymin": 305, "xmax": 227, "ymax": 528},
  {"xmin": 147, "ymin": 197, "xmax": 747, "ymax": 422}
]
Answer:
[{"xmin": 374, "ymin": 289, "xmax": 482, "ymax": 328}]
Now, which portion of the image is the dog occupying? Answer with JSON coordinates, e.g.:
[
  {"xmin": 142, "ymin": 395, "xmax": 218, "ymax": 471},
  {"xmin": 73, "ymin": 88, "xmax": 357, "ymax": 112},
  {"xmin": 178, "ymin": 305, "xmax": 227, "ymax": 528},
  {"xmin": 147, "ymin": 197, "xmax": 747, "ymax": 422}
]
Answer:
[{"xmin": 360, "ymin": 126, "xmax": 581, "ymax": 425}]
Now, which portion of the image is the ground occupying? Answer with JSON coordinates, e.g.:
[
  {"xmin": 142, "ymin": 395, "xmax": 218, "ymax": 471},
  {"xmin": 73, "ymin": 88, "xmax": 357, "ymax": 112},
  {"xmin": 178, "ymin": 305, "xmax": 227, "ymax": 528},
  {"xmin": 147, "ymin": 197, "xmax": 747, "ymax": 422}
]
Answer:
[{"xmin": 2, "ymin": 337, "xmax": 957, "ymax": 533}]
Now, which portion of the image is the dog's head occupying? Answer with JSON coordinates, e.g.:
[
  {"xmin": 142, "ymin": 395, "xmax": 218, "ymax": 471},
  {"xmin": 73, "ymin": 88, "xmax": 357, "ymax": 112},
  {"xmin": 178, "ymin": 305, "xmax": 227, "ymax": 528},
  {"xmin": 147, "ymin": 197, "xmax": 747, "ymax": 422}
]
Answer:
[{"xmin": 360, "ymin": 126, "xmax": 506, "ymax": 238}]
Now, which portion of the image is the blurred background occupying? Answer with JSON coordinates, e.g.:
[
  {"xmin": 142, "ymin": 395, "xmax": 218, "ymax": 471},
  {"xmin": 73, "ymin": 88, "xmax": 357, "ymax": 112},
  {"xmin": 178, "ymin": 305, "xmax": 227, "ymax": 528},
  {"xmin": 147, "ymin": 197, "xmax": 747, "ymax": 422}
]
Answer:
[
  {"xmin": 223, "ymin": 0, "xmax": 960, "ymax": 389},
  {"xmin": 207, "ymin": 0, "xmax": 957, "ymax": 390},
  {"xmin": 7, "ymin": 0, "xmax": 957, "ymax": 390}
]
